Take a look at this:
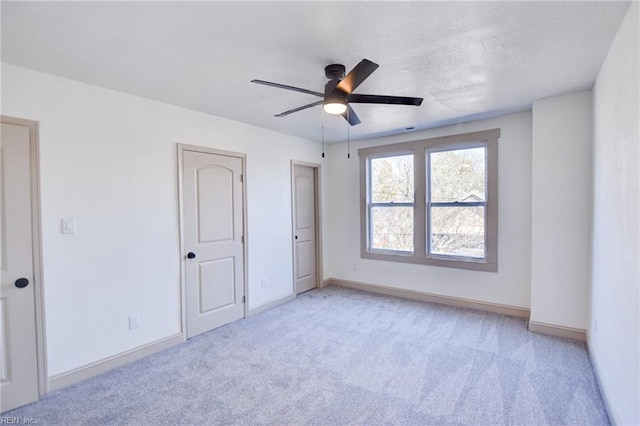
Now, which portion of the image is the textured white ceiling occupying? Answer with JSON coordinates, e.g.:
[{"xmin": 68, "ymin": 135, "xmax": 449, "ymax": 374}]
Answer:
[{"xmin": 1, "ymin": 1, "xmax": 631, "ymax": 143}]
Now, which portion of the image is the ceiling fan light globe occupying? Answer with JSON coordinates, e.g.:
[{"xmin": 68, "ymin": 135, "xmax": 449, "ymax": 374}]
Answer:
[{"xmin": 323, "ymin": 101, "xmax": 347, "ymax": 115}]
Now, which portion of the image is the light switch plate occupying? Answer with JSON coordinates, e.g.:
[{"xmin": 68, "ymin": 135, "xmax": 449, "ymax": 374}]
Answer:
[{"xmin": 61, "ymin": 218, "xmax": 76, "ymax": 234}]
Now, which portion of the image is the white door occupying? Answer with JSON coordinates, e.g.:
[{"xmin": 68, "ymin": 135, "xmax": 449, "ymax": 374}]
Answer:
[
  {"xmin": 182, "ymin": 149, "xmax": 245, "ymax": 338},
  {"xmin": 293, "ymin": 165, "xmax": 317, "ymax": 294},
  {"xmin": 0, "ymin": 123, "xmax": 39, "ymax": 412}
]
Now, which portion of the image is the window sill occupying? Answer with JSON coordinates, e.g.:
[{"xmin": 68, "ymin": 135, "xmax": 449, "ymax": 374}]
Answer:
[{"xmin": 361, "ymin": 249, "xmax": 498, "ymax": 272}]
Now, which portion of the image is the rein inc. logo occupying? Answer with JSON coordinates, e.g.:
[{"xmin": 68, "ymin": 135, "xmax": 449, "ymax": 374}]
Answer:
[{"xmin": 0, "ymin": 417, "xmax": 35, "ymax": 424}]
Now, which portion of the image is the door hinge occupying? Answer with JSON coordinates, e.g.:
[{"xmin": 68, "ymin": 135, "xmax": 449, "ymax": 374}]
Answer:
[
  {"xmin": 242, "ymin": 295, "xmax": 246, "ymax": 304},
  {"xmin": 241, "ymin": 235, "xmax": 244, "ymax": 244},
  {"xmin": 240, "ymin": 174, "xmax": 243, "ymax": 183}
]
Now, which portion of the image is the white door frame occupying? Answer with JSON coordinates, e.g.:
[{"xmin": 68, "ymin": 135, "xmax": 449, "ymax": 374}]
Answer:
[
  {"xmin": 176, "ymin": 143, "xmax": 249, "ymax": 340},
  {"xmin": 290, "ymin": 160, "xmax": 323, "ymax": 293},
  {"xmin": 1, "ymin": 116, "xmax": 48, "ymax": 397}
]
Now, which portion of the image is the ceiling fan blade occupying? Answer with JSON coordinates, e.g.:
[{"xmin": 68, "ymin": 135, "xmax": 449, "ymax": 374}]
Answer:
[
  {"xmin": 274, "ymin": 100, "xmax": 324, "ymax": 117},
  {"xmin": 347, "ymin": 94, "xmax": 423, "ymax": 106},
  {"xmin": 334, "ymin": 59, "xmax": 379, "ymax": 95},
  {"xmin": 342, "ymin": 105, "xmax": 361, "ymax": 126},
  {"xmin": 251, "ymin": 79, "xmax": 324, "ymax": 97}
]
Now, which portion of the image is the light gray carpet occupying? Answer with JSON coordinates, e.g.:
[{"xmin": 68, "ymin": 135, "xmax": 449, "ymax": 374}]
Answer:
[{"xmin": 6, "ymin": 286, "xmax": 609, "ymax": 425}]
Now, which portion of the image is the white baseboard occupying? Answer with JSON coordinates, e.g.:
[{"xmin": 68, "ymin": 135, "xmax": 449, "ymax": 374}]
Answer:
[
  {"xmin": 325, "ymin": 278, "xmax": 530, "ymax": 319},
  {"xmin": 248, "ymin": 293, "xmax": 296, "ymax": 316},
  {"xmin": 48, "ymin": 291, "xmax": 297, "ymax": 393},
  {"xmin": 49, "ymin": 332, "xmax": 184, "ymax": 392},
  {"xmin": 528, "ymin": 320, "xmax": 586, "ymax": 341}
]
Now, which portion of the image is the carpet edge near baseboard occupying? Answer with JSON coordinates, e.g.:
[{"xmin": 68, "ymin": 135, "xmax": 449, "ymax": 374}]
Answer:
[
  {"xmin": 248, "ymin": 293, "xmax": 296, "ymax": 317},
  {"xmin": 325, "ymin": 277, "xmax": 530, "ymax": 319},
  {"xmin": 326, "ymin": 278, "xmax": 589, "ymax": 343},
  {"xmin": 528, "ymin": 320, "xmax": 586, "ymax": 342},
  {"xmin": 48, "ymin": 332, "xmax": 184, "ymax": 393},
  {"xmin": 586, "ymin": 334, "xmax": 618, "ymax": 426}
]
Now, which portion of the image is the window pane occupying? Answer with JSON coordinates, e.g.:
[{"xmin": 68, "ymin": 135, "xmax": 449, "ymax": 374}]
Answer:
[
  {"xmin": 430, "ymin": 206, "xmax": 485, "ymax": 258},
  {"xmin": 430, "ymin": 147, "xmax": 485, "ymax": 203},
  {"xmin": 371, "ymin": 154, "xmax": 414, "ymax": 203},
  {"xmin": 371, "ymin": 206, "xmax": 414, "ymax": 252}
]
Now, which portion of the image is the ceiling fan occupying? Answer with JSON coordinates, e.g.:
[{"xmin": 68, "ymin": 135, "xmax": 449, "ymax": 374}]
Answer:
[{"xmin": 251, "ymin": 59, "xmax": 423, "ymax": 126}]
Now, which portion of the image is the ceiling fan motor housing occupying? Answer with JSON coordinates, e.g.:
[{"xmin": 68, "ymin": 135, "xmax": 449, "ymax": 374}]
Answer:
[{"xmin": 325, "ymin": 64, "xmax": 346, "ymax": 80}]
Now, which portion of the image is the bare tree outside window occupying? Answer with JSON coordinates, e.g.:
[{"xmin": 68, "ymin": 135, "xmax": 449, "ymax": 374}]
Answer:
[
  {"xmin": 370, "ymin": 154, "xmax": 414, "ymax": 251},
  {"xmin": 429, "ymin": 147, "xmax": 486, "ymax": 258}
]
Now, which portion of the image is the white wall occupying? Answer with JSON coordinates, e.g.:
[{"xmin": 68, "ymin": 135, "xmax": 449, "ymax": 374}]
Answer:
[
  {"xmin": 530, "ymin": 91, "xmax": 593, "ymax": 330},
  {"xmin": 1, "ymin": 64, "xmax": 327, "ymax": 377},
  {"xmin": 326, "ymin": 112, "xmax": 533, "ymax": 309},
  {"xmin": 590, "ymin": 3, "xmax": 639, "ymax": 425}
]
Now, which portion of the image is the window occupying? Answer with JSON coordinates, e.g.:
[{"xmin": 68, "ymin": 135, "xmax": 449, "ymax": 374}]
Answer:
[
  {"xmin": 428, "ymin": 146, "xmax": 486, "ymax": 259},
  {"xmin": 360, "ymin": 129, "xmax": 499, "ymax": 272},
  {"xmin": 369, "ymin": 154, "xmax": 414, "ymax": 252}
]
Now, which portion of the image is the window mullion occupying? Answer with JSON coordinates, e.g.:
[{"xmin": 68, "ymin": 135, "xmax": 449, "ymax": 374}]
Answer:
[
  {"xmin": 370, "ymin": 202, "xmax": 415, "ymax": 208},
  {"xmin": 430, "ymin": 201, "xmax": 487, "ymax": 208},
  {"xmin": 413, "ymin": 147, "xmax": 427, "ymax": 258}
]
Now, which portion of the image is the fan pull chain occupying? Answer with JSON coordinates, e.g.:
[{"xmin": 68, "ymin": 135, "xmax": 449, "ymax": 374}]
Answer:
[
  {"xmin": 321, "ymin": 109, "xmax": 325, "ymax": 158},
  {"xmin": 347, "ymin": 109, "xmax": 351, "ymax": 159}
]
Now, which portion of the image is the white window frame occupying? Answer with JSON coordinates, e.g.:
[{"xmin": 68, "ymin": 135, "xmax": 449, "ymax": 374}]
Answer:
[{"xmin": 359, "ymin": 128, "xmax": 499, "ymax": 272}]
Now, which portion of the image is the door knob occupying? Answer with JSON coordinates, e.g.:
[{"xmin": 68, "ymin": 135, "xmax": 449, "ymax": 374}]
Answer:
[
  {"xmin": 15, "ymin": 278, "xmax": 29, "ymax": 288},
  {"xmin": 187, "ymin": 252, "xmax": 196, "ymax": 259},
  {"xmin": 295, "ymin": 235, "xmax": 298, "ymax": 240}
]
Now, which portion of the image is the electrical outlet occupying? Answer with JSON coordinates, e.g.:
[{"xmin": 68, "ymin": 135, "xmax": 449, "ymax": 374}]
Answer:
[
  {"xmin": 129, "ymin": 314, "xmax": 140, "ymax": 330},
  {"xmin": 261, "ymin": 278, "xmax": 268, "ymax": 288}
]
